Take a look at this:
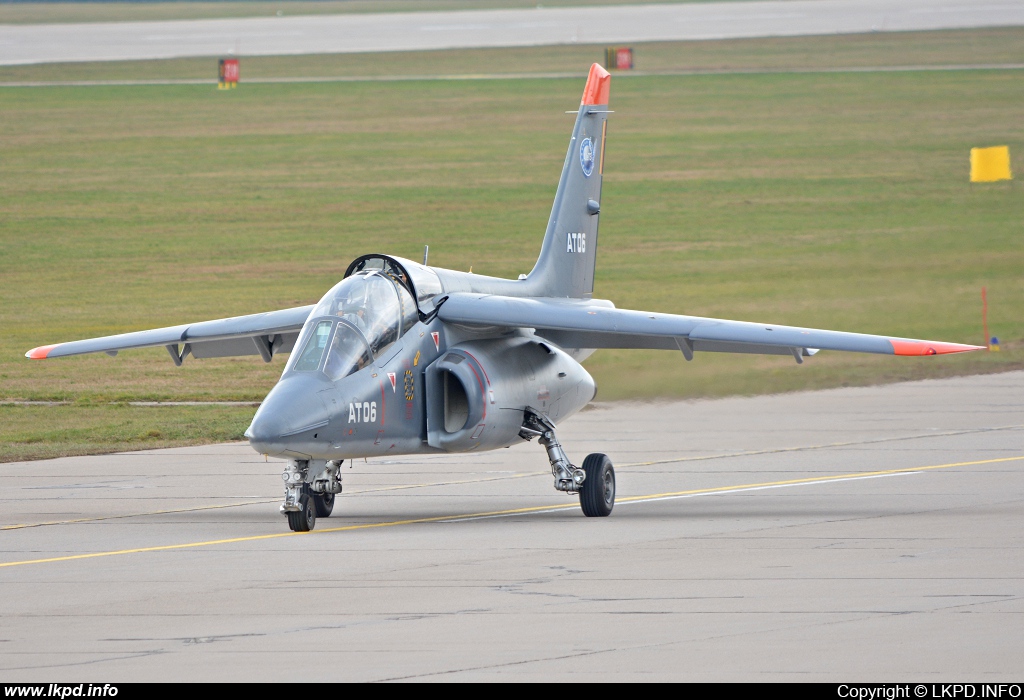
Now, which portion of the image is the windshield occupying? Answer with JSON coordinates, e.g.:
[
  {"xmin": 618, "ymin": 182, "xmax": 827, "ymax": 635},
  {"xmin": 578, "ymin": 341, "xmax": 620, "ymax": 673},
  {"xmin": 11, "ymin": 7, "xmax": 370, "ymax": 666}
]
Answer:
[
  {"xmin": 324, "ymin": 322, "xmax": 372, "ymax": 381},
  {"xmin": 290, "ymin": 320, "xmax": 333, "ymax": 372}
]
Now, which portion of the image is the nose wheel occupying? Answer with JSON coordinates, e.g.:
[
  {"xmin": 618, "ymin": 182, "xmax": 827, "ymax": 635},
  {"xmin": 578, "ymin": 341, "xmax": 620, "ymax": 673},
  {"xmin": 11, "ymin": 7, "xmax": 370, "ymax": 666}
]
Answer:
[{"xmin": 287, "ymin": 494, "xmax": 317, "ymax": 532}]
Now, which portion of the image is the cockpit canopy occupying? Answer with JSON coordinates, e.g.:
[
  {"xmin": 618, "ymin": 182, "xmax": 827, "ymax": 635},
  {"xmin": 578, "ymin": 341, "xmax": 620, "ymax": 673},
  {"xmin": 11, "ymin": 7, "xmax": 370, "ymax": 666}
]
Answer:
[{"xmin": 285, "ymin": 269, "xmax": 419, "ymax": 381}]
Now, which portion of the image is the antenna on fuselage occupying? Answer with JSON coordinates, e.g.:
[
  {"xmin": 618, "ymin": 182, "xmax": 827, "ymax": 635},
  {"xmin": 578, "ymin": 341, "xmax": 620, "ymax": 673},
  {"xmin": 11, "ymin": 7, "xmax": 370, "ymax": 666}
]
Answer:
[{"xmin": 423, "ymin": 245, "xmax": 429, "ymax": 266}]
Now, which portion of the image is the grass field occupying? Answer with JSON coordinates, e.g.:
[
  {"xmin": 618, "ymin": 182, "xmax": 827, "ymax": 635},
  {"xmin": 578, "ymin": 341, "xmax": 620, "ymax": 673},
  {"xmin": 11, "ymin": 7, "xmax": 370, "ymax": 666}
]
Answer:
[
  {"xmin": 0, "ymin": 402, "xmax": 257, "ymax": 462},
  {"xmin": 1, "ymin": 29, "xmax": 1022, "ymax": 461}
]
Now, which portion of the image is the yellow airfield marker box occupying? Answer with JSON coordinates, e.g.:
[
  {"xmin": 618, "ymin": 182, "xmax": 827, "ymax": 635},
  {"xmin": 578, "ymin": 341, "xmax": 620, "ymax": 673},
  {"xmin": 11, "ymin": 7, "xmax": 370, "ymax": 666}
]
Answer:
[{"xmin": 970, "ymin": 145, "xmax": 1012, "ymax": 182}]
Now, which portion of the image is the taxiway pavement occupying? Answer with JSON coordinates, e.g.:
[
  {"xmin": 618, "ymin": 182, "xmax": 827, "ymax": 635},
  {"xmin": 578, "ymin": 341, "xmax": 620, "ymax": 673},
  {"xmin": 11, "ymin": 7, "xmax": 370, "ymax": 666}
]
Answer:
[
  {"xmin": 3, "ymin": 0, "xmax": 1024, "ymax": 65},
  {"xmin": 1, "ymin": 371, "xmax": 1021, "ymax": 680}
]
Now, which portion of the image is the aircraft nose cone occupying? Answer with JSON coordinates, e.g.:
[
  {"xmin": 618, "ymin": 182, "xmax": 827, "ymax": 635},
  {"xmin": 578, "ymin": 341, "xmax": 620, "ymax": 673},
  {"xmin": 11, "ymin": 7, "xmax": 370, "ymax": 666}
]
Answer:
[{"xmin": 246, "ymin": 375, "xmax": 331, "ymax": 457}]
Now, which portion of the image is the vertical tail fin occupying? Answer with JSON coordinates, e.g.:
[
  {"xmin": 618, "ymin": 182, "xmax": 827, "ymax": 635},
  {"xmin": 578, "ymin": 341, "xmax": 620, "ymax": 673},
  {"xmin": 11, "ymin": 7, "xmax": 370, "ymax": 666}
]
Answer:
[{"xmin": 525, "ymin": 63, "xmax": 610, "ymax": 299}]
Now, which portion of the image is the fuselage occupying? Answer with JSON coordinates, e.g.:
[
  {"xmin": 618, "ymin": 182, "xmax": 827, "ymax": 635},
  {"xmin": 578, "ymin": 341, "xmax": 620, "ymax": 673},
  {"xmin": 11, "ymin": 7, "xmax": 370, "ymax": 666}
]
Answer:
[{"xmin": 245, "ymin": 254, "xmax": 599, "ymax": 461}]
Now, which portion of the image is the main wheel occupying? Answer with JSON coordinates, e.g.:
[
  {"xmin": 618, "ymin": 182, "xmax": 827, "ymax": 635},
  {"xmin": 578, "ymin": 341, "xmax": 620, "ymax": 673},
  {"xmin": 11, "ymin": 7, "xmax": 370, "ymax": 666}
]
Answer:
[
  {"xmin": 579, "ymin": 453, "xmax": 615, "ymax": 517},
  {"xmin": 287, "ymin": 494, "xmax": 317, "ymax": 532},
  {"xmin": 313, "ymin": 491, "xmax": 335, "ymax": 518}
]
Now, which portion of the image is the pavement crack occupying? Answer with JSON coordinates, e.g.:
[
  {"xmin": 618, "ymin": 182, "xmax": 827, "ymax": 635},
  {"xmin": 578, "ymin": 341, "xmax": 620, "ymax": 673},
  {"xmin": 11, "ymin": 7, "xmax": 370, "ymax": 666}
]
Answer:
[
  {"xmin": 371, "ymin": 646, "xmax": 614, "ymax": 682},
  {"xmin": 1, "ymin": 650, "xmax": 167, "ymax": 671}
]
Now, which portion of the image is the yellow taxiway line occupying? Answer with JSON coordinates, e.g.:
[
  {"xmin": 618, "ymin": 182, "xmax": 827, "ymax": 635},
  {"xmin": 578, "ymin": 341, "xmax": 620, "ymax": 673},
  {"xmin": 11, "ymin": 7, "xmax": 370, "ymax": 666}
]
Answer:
[
  {"xmin": 618, "ymin": 454, "xmax": 1024, "ymax": 503},
  {"xmin": 1, "ymin": 454, "xmax": 1021, "ymax": 570}
]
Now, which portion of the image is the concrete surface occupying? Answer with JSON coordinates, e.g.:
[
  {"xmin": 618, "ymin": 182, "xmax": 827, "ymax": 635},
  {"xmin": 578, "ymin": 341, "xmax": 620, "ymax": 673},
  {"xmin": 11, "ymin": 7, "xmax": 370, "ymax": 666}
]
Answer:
[
  {"xmin": 1, "ymin": 371, "xmax": 1021, "ymax": 680},
  {"xmin": 3, "ymin": 0, "xmax": 1024, "ymax": 65}
]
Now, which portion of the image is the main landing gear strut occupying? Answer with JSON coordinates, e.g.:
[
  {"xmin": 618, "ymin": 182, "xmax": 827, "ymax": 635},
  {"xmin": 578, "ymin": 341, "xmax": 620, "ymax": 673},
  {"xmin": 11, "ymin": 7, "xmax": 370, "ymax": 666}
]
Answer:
[
  {"xmin": 281, "ymin": 459, "xmax": 343, "ymax": 532},
  {"xmin": 520, "ymin": 410, "xmax": 615, "ymax": 517}
]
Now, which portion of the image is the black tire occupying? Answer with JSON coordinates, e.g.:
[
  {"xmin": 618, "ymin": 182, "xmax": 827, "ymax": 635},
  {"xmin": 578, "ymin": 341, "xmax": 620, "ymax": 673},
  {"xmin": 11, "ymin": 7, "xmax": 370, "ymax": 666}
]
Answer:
[
  {"xmin": 579, "ymin": 453, "xmax": 615, "ymax": 517},
  {"xmin": 313, "ymin": 491, "xmax": 335, "ymax": 518},
  {"xmin": 287, "ymin": 494, "xmax": 317, "ymax": 532}
]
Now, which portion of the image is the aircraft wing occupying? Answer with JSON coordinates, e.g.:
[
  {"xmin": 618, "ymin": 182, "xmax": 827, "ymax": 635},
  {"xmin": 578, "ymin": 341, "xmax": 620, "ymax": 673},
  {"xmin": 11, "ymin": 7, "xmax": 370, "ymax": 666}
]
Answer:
[
  {"xmin": 25, "ymin": 305, "xmax": 314, "ymax": 365},
  {"xmin": 436, "ymin": 294, "xmax": 984, "ymax": 359}
]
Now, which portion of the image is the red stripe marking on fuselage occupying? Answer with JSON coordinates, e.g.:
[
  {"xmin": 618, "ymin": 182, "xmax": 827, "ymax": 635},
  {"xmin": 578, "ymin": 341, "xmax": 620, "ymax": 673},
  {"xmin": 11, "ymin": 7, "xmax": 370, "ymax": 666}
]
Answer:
[
  {"xmin": 462, "ymin": 350, "xmax": 490, "ymax": 386},
  {"xmin": 464, "ymin": 359, "xmax": 487, "ymax": 420}
]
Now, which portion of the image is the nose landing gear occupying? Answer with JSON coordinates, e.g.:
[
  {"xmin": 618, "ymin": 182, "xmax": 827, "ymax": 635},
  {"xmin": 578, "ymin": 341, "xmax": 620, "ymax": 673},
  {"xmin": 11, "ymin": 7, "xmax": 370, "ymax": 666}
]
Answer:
[{"xmin": 281, "ymin": 459, "xmax": 343, "ymax": 531}]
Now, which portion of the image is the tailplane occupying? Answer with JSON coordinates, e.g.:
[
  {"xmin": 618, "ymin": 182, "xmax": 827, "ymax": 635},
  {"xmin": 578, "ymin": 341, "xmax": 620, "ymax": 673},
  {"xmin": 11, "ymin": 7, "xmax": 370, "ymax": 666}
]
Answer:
[{"xmin": 525, "ymin": 63, "xmax": 610, "ymax": 299}]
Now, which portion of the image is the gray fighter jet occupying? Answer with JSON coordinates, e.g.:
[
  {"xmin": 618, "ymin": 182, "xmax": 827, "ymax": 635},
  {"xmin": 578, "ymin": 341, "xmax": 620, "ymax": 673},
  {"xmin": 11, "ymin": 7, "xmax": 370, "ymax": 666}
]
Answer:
[{"xmin": 27, "ymin": 64, "xmax": 984, "ymax": 531}]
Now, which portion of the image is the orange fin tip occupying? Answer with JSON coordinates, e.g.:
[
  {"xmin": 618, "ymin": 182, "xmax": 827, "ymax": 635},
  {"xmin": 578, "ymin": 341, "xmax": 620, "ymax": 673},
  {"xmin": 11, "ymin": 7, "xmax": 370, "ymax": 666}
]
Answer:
[{"xmin": 581, "ymin": 63, "xmax": 611, "ymax": 106}]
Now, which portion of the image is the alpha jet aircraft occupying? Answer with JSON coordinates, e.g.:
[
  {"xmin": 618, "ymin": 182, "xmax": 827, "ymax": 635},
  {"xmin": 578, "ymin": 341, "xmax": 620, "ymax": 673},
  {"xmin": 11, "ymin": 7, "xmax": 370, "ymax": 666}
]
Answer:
[{"xmin": 27, "ymin": 64, "xmax": 985, "ymax": 532}]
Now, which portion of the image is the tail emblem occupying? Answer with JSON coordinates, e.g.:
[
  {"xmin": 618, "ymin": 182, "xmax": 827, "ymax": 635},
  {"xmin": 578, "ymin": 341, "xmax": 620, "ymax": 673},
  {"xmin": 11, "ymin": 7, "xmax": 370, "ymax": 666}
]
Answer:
[{"xmin": 580, "ymin": 137, "xmax": 595, "ymax": 177}]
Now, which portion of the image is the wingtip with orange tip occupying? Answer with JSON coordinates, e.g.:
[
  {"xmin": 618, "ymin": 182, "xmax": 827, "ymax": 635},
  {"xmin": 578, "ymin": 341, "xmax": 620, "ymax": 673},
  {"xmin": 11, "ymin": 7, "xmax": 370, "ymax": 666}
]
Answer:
[
  {"xmin": 889, "ymin": 339, "xmax": 988, "ymax": 356},
  {"xmin": 581, "ymin": 63, "xmax": 611, "ymax": 106},
  {"xmin": 25, "ymin": 344, "xmax": 59, "ymax": 360}
]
